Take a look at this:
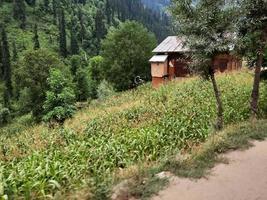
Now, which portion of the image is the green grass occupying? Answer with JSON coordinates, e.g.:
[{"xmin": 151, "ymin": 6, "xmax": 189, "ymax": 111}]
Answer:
[
  {"xmin": 127, "ymin": 120, "xmax": 267, "ymax": 200},
  {"xmin": 0, "ymin": 71, "xmax": 266, "ymax": 199},
  {"xmin": 164, "ymin": 120, "xmax": 267, "ymax": 178}
]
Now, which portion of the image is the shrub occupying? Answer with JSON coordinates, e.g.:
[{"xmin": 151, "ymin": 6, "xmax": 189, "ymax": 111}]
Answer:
[
  {"xmin": 97, "ymin": 80, "xmax": 115, "ymax": 100},
  {"xmin": 43, "ymin": 69, "xmax": 76, "ymax": 124},
  {"xmin": 0, "ymin": 104, "xmax": 10, "ymax": 126}
]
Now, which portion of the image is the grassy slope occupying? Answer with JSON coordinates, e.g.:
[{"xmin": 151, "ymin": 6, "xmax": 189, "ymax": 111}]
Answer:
[{"xmin": 0, "ymin": 71, "xmax": 264, "ymax": 199}]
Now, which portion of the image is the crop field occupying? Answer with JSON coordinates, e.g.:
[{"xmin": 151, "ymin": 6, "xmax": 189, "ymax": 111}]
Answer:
[{"xmin": 0, "ymin": 71, "xmax": 264, "ymax": 199}]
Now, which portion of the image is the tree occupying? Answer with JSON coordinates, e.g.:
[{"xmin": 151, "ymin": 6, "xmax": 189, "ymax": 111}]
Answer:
[
  {"xmin": 43, "ymin": 68, "xmax": 76, "ymax": 124},
  {"xmin": 237, "ymin": 0, "xmax": 267, "ymax": 118},
  {"xmin": 33, "ymin": 24, "xmax": 40, "ymax": 50},
  {"xmin": 171, "ymin": 0, "xmax": 238, "ymax": 130},
  {"xmin": 77, "ymin": 7, "xmax": 86, "ymax": 43},
  {"xmin": 0, "ymin": 41, "xmax": 3, "ymax": 79},
  {"xmin": 14, "ymin": 49, "xmax": 63, "ymax": 121},
  {"xmin": 13, "ymin": 0, "xmax": 27, "ymax": 29},
  {"xmin": 52, "ymin": 0, "xmax": 57, "ymax": 25},
  {"xmin": 25, "ymin": 0, "xmax": 36, "ymax": 7},
  {"xmin": 70, "ymin": 19, "xmax": 79, "ymax": 55},
  {"xmin": 75, "ymin": 67, "xmax": 91, "ymax": 101},
  {"xmin": 101, "ymin": 21, "xmax": 156, "ymax": 91},
  {"xmin": 94, "ymin": 9, "xmax": 107, "ymax": 41},
  {"xmin": 69, "ymin": 55, "xmax": 91, "ymax": 101},
  {"xmin": 89, "ymin": 55, "xmax": 104, "ymax": 83},
  {"xmin": 43, "ymin": 0, "xmax": 50, "ymax": 11},
  {"xmin": 59, "ymin": 9, "xmax": 67, "ymax": 57},
  {"xmin": 12, "ymin": 41, "xmax": 18, "ymax": 62},
  {"xmin": 1, "ymin": 27, "xmax": 12, "ymax": 107}
]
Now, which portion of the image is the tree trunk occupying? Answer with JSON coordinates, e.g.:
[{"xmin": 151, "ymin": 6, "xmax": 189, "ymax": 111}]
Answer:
[
  {"xmin": 210, "ymin": 69, "xmax": 224, "ymax": 130},
  {"xmin": 250, "ymin": 30, "xmax": 267, "ymax": 119},
  {"xmin": 250, "ymin": 52, "xmax": 263, "ymax": 119}
]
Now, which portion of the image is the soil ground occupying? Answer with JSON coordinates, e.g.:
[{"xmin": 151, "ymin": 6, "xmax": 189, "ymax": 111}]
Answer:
[{"xmin": 152, "ymin": 140, "xmax": 267, "ymax": 200}]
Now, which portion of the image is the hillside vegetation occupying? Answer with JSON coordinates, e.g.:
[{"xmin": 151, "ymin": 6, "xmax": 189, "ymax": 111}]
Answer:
[
  {"xmin": 0, "ymin": 71, "xmax": 266, "ymax": 199},
  {"xmin": 0, "ymin": 0, "xmax": 164, "ymax": 126}
]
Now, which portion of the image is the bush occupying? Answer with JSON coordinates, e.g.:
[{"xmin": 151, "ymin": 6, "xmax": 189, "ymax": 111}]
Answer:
[
  {"xmin": 97, "ymin": 80, "xmax": 115, "ymax": 100},
  {"xmin": 43, "ymin": 69, "xmax": 76, "ymax": 124},
  {"xmin": 0, "ymin": 104, "xmax": 10, "ymax": 126}
]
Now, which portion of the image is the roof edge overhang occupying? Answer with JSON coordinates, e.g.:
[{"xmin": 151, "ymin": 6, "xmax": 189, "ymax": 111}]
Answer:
[{"xmin": 149, "ymin": 55, "xmax": 169, "ymax": 63}]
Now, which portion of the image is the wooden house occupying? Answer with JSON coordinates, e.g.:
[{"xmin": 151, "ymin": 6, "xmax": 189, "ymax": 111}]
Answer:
[{"xmin": 149, "ymin": 36, "xmax": 242, "ymax": 88}]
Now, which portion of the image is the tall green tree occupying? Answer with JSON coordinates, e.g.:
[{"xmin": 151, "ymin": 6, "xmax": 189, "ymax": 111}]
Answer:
[
  {"xmin": 101, "ymin": 21, "xmax": 156, "ymax": 91},
  {"xmin": 43, "ymin": 68, "xmax": 76, "ymax": 124},
  {"xmin": 59, "ymin": 9, "xmax": 67, "ymax": 57},
  {"xmin": 13, "ymin": 0, "xmax": 27, "ymax": 29},
  {"xmin": 43, "ymin": 0, "xmax": 50, "ymax": 11},
  {"xmin": 12, "ymin": 41, "xmax": 18, "ymax": 62},
  {"xmin": 77, "ymin": 7, "xmax": 86, "ymax": 43},
  {"xmin": 237, "ymin": 0, "xmax": 267, "ymax": 118},
  {"xmin": 52, "ymin": 0, "xmax": 57, "ymax": 25},
  {"xmin": 69, "ymin": 55, "xmax": 91, "ymax": 101},
  {"xmin": 94, "ymin": 9, "xmax": 106, "ymax": 42},
  {"xmin": 0, "ymin": 41, "xmax": 3, "ymax": 79},
  {"xmin": 1, "ymin": 27, "xmax": 12, "ymax": 107},
  {"xmin": 171, "ymin": 0, "xmax": 238, "ymax": 129},
  {"xmin": 33, "ymin": 24, "xmax": 40, "ymax": 50},
  {"xmin": 14, "ymin": 49, "xmax": 63, "ymax": 121},
  {"xmin": 70, "ymin": 19, "xmax": 79, "ymax": 55}
]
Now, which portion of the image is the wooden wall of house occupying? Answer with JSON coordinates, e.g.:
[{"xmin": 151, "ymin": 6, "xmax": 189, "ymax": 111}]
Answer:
[
  {"xmin": 151, "ymin": 62, "xmax": 168, "ymax": 77},
  {"xmin": 213, "ymin": 54, "xmax": 242, "ymax": 72},
  {"xmin": 151, "ymin": 52, "xmax": 242, "ymax": 88},
  {"xmin": 168, "ymin": 53, "xmax": 190, "ymax": 79},
  {"xmin": 152, "ymin": 77, "xmax": 168, "ymax": 88}
]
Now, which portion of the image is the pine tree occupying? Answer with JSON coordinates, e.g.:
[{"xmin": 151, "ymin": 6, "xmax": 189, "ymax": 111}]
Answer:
[
  {"xmin": 77, "ymin": 7, "xmax": 86, "ymax": 43},
  {"xmin": 13, "ymin": 0, "xmax": 27, "ymax": 29},
  {"xmin": 25, "ymin": 0, "xmax": 36, "ymax": 7},
  {"xmin": 43, "ymin": 0, "xmax": 50, "ymax": 11},
  {"xmin": 59, "ymin": 9, "xmax": 67, "ymax": 57},
  {"xmin": 52, "ymin": 0, "xmax": 57, "ymax": 25},
  {"xmin": 70, "ymin": 19, "xmax": 79, "ymax": 55},
  {"xmin": 33, "ymin": 24, "xmax": 40, "ymax": 50},
  {"xmin": 12, "ymin": 41, "xmax": 18, "ymax": 62},
  {"xmin": 94, "ymin": 9, "xmax": 106, "ymax": 41},
  {"xmin": 0, "ymin": 41, "xmax": 3, "ymax": 79},
  {"xmin": 1, "ymin": 28, "xmax": 12, "ymax": 106}
]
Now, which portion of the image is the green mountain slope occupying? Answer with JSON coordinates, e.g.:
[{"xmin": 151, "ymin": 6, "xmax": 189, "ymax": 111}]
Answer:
[{"xmin": 0, "ymin": 0, "xmax": 171, "ymax": 57}]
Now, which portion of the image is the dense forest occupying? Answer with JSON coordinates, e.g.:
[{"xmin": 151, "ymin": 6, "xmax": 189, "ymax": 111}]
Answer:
[
  {"xmin": 141, "ymin": 0, "xmax": 170, "ymax": 12},
  {"xmin": 0, "ymin": 0, "xmax": 171, "ymax": 125}
]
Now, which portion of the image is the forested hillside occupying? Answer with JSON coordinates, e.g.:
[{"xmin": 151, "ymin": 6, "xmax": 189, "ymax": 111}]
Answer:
[
  {"xmin": 0, "ymin": 0, "xmax": 170, "ymax": 56},
  {"xmin": 0, "ymin": 0, "xmax": 171, "ymax": 126},
  {"xmin": 141, "ymin": 0, "xmax": 170, "ymax": 12}
]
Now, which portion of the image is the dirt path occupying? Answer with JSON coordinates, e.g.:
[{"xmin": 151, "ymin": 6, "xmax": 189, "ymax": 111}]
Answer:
[{"xmin": 152, "ymin": 140, "xmax": 267, "ymax": 200}]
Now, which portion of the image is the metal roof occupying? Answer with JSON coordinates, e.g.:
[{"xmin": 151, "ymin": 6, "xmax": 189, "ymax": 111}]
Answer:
[
  {"xmin": 152, "ymin": 36, "xmax": 189, "ymax": 53},
  {"xmin": 149, "ymin": 55, "xmax": 168, "ymax": 63}
]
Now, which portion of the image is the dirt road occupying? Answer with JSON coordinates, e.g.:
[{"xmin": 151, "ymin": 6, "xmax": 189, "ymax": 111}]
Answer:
[{"xmin": 152, "ymin": 140, "xmax": 267, "ymax": 200}]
